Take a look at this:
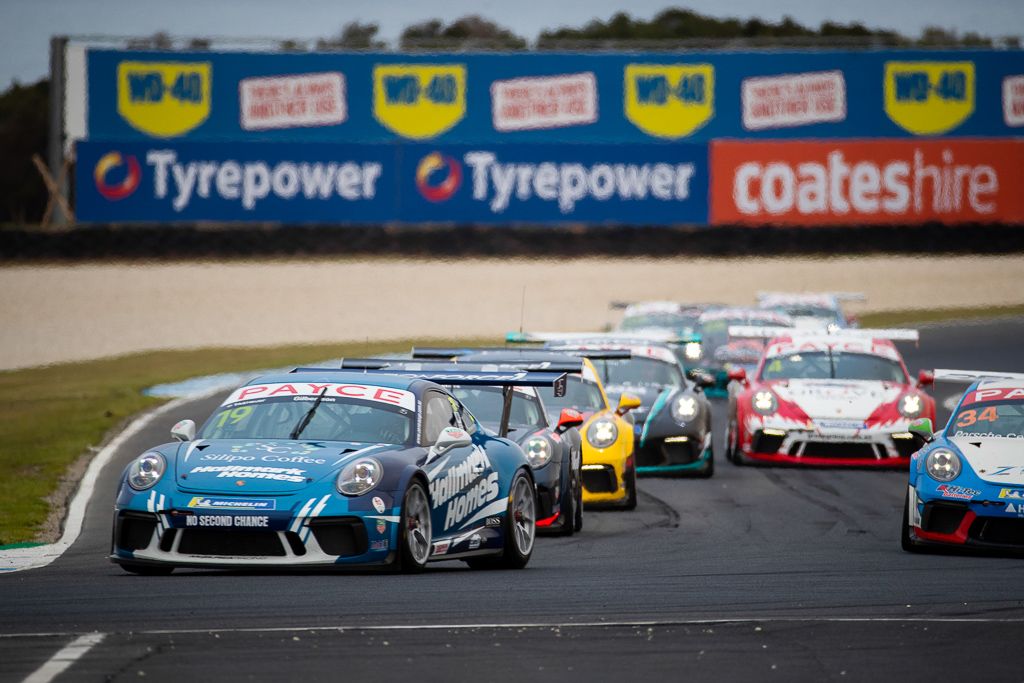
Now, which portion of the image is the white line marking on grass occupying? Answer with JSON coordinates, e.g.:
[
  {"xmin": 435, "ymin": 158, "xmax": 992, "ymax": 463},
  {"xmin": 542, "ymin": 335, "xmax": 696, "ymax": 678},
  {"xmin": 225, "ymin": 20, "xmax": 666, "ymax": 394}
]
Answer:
[{"xmin": 22, "ymin": 632, "xmax": 105, "ymax": 683}]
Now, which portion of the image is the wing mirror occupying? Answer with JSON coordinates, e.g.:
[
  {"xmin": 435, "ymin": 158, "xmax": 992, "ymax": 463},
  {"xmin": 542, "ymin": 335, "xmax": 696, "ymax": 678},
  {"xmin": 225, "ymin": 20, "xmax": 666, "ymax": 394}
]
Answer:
[
  {"xmin": 431, "ymin": 426, "xmax": 472, "ymax": 457},
  {"xmin": 908, "ymin": 417, "xmax": 934, "ymax": 445},
  {"xmin": 917, "ymin": 370, "xmax": 935, "ymax": 388},
  {"xmin": 171, "ymin": 419, "xmax": 196, "ymax": 442},
  {"xmin": 727, "ymin": 367, "xmax": 747, "ymax": 384},
  {"xmin": 556, "ymin": 408, "xmax": 585, "ymax": 433},
  {"xmin": 616, "ymin": 393, "xmax": 642, "ymax": 416},
  {"xmin": 686, "ymin": 368, "xmax": 716, "ymax": 388}
]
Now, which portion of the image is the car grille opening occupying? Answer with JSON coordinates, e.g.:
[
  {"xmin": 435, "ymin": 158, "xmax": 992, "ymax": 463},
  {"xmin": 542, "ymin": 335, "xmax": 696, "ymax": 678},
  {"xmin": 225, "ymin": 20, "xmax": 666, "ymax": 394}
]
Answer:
[
  {"xmin": 636, "ymin": 440, "xmax": 699, "ymax": 467},
  {"xmin": 969, "ymin": 517, "xmax": 1024, "ymax": 546},
  {"xmin": 790, "ymin": 441, "xmax": 881, "ymax": 459},
  {"xmin": 751, "ymin": 431, "xmax": 785, "ymax": 453},
  {"xmin": 309, "ymin": 517, "xmax": 368, "ymax": 557},
  {"xmin": 116, "ymin": 511, "xmax": 158, "ymax": 551},
  {"xmin": 921, "ymin": 502, "xmax": 968, "ymax": 535},
  {"xmin": 177, "ymin": 529, "xmax": 287, "ymax": 557},
  {"xmin": 892, "ymin": 438, "xmax": 919, "ymax": 459},
  {"xmin": 581, "ymin": 466, "xmax": 617, "ymax": 494}
]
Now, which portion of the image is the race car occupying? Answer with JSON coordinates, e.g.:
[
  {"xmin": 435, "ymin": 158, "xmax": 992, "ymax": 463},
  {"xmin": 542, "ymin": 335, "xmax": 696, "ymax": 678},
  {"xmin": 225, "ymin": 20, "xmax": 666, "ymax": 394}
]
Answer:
[
  {"xmin": 508, "ymin": 333, "xmax": 716, "ymax": 477},
  {"xmin": 339, "ymin": 359, "xmax": 585, "ymax": 534},
  {"xmin": 756, "ymin": 291, "xmax": 864, "ymax": 330},
  {"xmin": 613, "ymin": 301, "xmax": 720, "ymax": 367},
  {"xmin": 902, "ymin": 370, "xmax": 1024, "ymax": 553},
  {"xmin": 418, "ymin": 347, "xmax": 642, "ymax": 509},
  {"xmin": 110, "ymin": 369, "xmax": 543, "ymax": 574},
  {"xmin": 725, "ymin": 327, "xmax": 935, "ymax": 467},
  {"xmin": 694, "ymin": 307, "xmax": 796, "ymax": 397}
]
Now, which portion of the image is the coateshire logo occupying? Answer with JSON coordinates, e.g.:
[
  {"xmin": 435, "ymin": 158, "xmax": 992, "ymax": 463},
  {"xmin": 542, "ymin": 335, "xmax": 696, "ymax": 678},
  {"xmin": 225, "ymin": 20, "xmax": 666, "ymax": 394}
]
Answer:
[
  {"xmin": 416, "ymin": 152, "xmax": 462, "ymax": 202},
  {"xmin": 93, "ymin": 152, "xmax": 141, "ymax": 200}
]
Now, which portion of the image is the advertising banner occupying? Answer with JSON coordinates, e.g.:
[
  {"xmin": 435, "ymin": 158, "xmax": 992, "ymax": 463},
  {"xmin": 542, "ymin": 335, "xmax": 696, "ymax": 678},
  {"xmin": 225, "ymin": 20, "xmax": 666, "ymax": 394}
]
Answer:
[
  {"xmin": 710, "ymin": 139, "xmax": 1024, "ymax": 226},
  {"xmin": 76, "ymin": 141, "xmax": 709, "ymax": 224}
]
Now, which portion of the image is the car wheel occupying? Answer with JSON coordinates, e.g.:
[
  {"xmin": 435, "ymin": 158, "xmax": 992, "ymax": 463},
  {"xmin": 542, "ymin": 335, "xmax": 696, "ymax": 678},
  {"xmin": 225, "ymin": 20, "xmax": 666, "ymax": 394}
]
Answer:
[
  {"xmin": 467, "ymin": 469, "xmax": 535, "ymax": 570},
  {"xmin": 624, "ymin": 463, "xmax": 638, "ymax": 510},
  {"xmin": 552, "ymin": 460, "xmax": 576, "ymax": 537},
  {"xmin": 901, "ymin": 491, "xmax": 923, "ymax": 553},
  {"xmin": 120, "ymin": 563, "xmax": 173, "ymax": 576},
  {"xmin": 698, "ymin": 445, "xmax": 714, "ymax": 478},
  {"xmin": 397, "ymin": 479, "xmax": 432, "ymax": 572}
]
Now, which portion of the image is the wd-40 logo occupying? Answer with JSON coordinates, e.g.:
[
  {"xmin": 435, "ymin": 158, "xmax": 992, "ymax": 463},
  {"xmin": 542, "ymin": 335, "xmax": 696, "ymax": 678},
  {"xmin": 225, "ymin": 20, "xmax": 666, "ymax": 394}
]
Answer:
[
  {"xmin": 117, "ymin": 61, "xmax": 212, "ymax": 137},
  {"xmin": 416, "ymin": 152, "xmax": 462, "ymax": 202},
  {"xmin": 624, "ymin": 64, "xmax": 714, "ymax": 139},
  {"xmin": 93, "ymin": 152, "xmax": 141, "ymax": 200},
  {"xmin": 884, "ymin": 61, "xmax": 975, "ymax": 135},
  {"xmin": 373, "ymin": 64, "xmax": 466, "ymax": 139}
]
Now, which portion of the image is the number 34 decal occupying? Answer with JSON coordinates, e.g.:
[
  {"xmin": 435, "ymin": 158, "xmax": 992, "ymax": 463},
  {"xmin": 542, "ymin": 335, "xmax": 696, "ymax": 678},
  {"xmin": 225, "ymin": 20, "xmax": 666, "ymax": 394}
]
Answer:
[{"xmin": 956, "ymin": 407, "xmax": 999, "ymax": 427}]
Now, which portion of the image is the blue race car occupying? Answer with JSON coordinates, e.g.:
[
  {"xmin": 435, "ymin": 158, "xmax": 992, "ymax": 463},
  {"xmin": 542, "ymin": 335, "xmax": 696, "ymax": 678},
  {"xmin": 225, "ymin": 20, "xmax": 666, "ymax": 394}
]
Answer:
[
  {"xmin": 110, "ymin": 369, "xmax": 551, "ymax": 574},
  {"xmin": 902, "ymin": 369, "xmax": 1024, "ymax": 553}
]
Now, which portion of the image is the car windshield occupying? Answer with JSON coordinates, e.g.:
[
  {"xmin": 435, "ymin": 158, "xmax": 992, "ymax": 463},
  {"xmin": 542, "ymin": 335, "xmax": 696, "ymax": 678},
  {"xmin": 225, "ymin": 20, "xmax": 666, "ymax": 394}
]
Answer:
[
  {"xmin": 199, "ymin": 395, "xmax": 415, "ymax": 445},
  {"xmin": 619, "ymin": 313, "xmax": 700, "ymax": 331},
  {"xmin": 950, "ymin": 400, "xmax": 1024, "ymax": 438},
  {"xmin": 760, "ymin": 351, "xmax": 907, "ymax": 382},
  {"xmin": 451, "ymin": 386, "xmax": 546, "ymax": 431},
  {"xmin": 590, "ymin": 357, "xmax": 683, "ymax": 388},
  {"xmin": 538, "ymin": 376, "xmax": 606, "ymax": 420},
  {"xmin": 775, "ymin": 305, "xmax": 837, "ymax": 319},
  {"xmin": 699, "ymin": 317, "xmax": 789, "ymax": 355}
]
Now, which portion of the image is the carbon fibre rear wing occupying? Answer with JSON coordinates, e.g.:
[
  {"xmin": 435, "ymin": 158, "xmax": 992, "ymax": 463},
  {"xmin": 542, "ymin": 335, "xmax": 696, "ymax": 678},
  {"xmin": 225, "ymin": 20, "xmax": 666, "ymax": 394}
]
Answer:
[
  {"xmin": 933, "ymin": 369, "xmax": 1024, "ymax": 383},
  {"xmin": 755, "ymin": 291, "xmax": 866, "ymax": 303},
  {"xmin": 411, "ymin": 346, "xmax": 632, "ymax": 362},
  {"xmin": 506, "ymin": 331, "xmax": 701, "ymax": 344},
  {"xmin": 339, "ymin": 357, "xmax": 585, "ymax": 376},
  {"xmin": 727, "ymin": 326, "xmax": 919, "ymax": 342}
]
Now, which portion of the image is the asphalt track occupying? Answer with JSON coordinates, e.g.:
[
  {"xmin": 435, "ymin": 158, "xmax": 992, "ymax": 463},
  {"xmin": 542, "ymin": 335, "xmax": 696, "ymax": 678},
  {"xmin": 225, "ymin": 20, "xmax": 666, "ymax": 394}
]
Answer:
[{"xmin": 2, "ymin": 318, "xmax": 1024, "ymax": 682}]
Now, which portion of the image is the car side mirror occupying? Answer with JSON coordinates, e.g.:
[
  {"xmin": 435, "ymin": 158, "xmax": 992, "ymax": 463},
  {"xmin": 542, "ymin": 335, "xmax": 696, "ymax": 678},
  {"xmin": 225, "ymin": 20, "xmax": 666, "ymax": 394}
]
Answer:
[
  {"xmin": 171, "ymin": 419, "xmax": 196, "ymax": 442},
  {"xmin": 917, "ymin": 370, "xmax": 934, "ymax": 388},
  {"xmin": 687, "ymin": 368, "xmax": 716, "ymax": 388},
  {"xmin": 616, "ymin": 393, "xmax": 642, "ymax": 416},
  {"xmin": 727, "ymin": 367, "xmax": 747, "ymax": 384},
  {"xmin": 556, "ymin": 408, "xmax": 585, "ymax": 433},
  {"xmin": 431, "ymin": 426, "xmax": 472, "ymax": 457},
  {"xmin": 909, "ymin": 417, "xmax": 934, "ymax": 445}
]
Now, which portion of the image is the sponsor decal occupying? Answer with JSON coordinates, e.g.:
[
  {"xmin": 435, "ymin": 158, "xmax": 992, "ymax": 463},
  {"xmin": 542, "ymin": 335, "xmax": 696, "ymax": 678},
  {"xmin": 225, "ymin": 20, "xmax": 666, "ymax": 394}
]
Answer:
[
  {"xmin": 117, "ymin": 61, "xmax": 212, "ymax": 137},
  {"xmin": 189, "ymin": 465, "xmax": 306, "ymax": 483},
  {"xmin": 741, "ymin": 71, "xmax": 846, "ymax": 131},
  {"xmin": 372, "ymin": 496, "xmax": 386, "ymax": 514},
  {"xmin": 370, "ymin": 539, "xmax": 389, "ymax": 551},
  {"xmin": 484, "ymin": 516, "xmax": 501, "ymax": 528},
  {"xmin": 94, "ymin": 152, "xmax": 141, "ymax": 200},
  {"xmin": 187, "ymin": 496, "xmax": 276, "ymax": 511},
  {"xmin": 1005, "ymin": 76, "xmax": 1024, "ymax": 127},
  {"xmin": 624, "ymin": 64, "xmax": 714, "ymax": 139},
  {"xmin": 239, "ymin": 72, "xmax": 346, "ymax": 131},
  {"xmin": 991, "ymin": 466, "xmax": 1024, "ymax": 477},
  {"xmin": 711, "ymin": 140, "xmax": 1024, "ymax": 226},
  {"xmin": 468, "ymin": 534, "xmax": 482, "ymax": 550},
  {"xmin": 1005, "ymin": 502, "xmax": 1024, "ymax": 516},
  {"xmin": 965, "ymin": 387, "xmax": 1024, "ymax": 404},
  {"xmin": 999, "ymin": 489, "xmax": 1024, "ymax": 500},
  {"xmin": 416, "ymin": 152, "xmax": 462, "ymax": 202},
  {"xmin": 185, "ymin": 515, "xmax": 270, "ymax": 527},
  {"xmin": 814, "ymin": 419, "xmax": 866, "ymax": 431},
  {"xmin": 430, "ymin": 448, "xmax": 500, "ymax": 530},
  {"xmin": 432, "ymin": 540, "xmax": 451, "ymax": 556},
  {"xmin": 373, "ymin": 64, "xmax": 466, "ymax": 139},
  {"xmin": 376, "ymin": 519, "xmax": 387, "ymax": 535},
  {"xmin": 225, "ymin": 382, "xmax": 416, "ymax": 411},
  {"xmin": 936, "ymin": 484, "xmax": 981, "ymax": 500},
  {"xmin": 460, "ymin": 151, "xmax": 697, "ymax": 214},
  {"xmin": 491, "ymin": 72, "xmax": 597, "ymax": 132},
  {"xmin": 884, "ymin": 61, "xmax": 975, "ymax": 135}
]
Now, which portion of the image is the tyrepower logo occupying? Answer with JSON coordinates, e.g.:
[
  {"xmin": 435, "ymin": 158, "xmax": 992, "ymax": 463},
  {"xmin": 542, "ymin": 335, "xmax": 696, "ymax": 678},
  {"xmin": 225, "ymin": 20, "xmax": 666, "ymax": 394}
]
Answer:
[
  {"xmin": 94, "ymin": 152, "xmax": 141, "ymax": 200},
  {"xmin": 711, "ymin": 140, "xmax": 1024, "ymax": 226},
  {"xmin": 415, "ymin": 152, "xmax": 462, "ymax": 202}
]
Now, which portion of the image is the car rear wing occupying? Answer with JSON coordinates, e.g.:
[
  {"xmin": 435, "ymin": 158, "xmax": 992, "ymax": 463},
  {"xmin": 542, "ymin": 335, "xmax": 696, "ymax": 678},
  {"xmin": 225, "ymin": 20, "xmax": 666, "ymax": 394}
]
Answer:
[
  {"xmin": 727, "ymin": 326, "xmax": 919, "ymax": 342},
  {"xmin": 756, "ymin": 291, "xmax": 866, "ymax": 303},
  {"xmin": 299, "ymin": 362, "xmax": 567, "ymax": 438},
  {"xmin": 933, "ymin": 369, "xmax": 1024, "ymax": 383},
  {"xmin": 412, "ymin": 346, "xmax": 632, "ymax": 362},
  {"xmin": 339, "ymin": 357, "xmax": 586, "ymax": 376},
  {"xmin": 506, "ymin": 330, "xmax": 701, "ymax": 344}
]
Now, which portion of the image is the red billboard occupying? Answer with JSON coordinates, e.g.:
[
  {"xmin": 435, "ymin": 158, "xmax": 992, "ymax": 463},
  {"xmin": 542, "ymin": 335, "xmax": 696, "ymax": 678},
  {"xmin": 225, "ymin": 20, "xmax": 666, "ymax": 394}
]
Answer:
[{"xmin": 711, "ymin": 139, "xmax": 1024, "ymax": 225}]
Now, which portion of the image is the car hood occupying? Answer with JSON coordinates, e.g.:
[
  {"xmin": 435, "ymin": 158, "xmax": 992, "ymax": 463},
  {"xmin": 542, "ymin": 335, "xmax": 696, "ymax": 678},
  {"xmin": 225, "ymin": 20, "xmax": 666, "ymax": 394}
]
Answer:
[
  {"xmin": 771, "ymin": 380, "xmax": 899, "ymax": 422},
  {"xmin": 174, "ymin": 439, "xmax": 393, "ymax": 494},
  {"xmin": 949, "ymin": 436, "xmax": 1024, "ymax": 486}
]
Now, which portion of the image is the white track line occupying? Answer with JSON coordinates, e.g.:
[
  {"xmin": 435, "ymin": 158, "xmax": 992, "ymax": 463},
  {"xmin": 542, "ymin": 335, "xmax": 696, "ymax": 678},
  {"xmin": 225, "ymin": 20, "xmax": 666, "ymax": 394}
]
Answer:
[
  {"xmin": 22, "ymin": 632, "xmax": 105, "ymax": 683},
  {"xmin": 4, "ymin": 617, "xmax": 1024, "ymax": 639},
  {"xmin": 0, "ymin": 388, "xmax": 228, "ymax": 573}
]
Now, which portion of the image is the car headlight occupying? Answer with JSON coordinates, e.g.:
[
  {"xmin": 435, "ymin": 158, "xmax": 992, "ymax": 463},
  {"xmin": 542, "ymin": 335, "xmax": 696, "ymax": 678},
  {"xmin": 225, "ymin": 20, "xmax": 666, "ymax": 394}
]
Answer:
[
  {"xmin": 900, "ymin": 393, "xmax": 922, "ymax": 418},
  {"xmin": 752, "ymin": 390, "xmax": 778, "ymax": 416},
  {"xmin": 525, "ymin": 437, "xmax": 553, "ymax": 468},
  {"xmin": 671, "ymin": 396, "xmax": 699, "ymax": 423},
  {"xmin": 127, "ymin": 452, "xmax": 166, "ymax": 491},
  {"xmin": 337, "ymin": 458, "xmax": 383, "ymax": 496},
  {"xmin": 684, "ymin": 342, "xmax": 702, "ymax": 361},
  {"xmin": 587, "ymin": 418, "xmax": 618, "ymax": 449},
  {"xmin": 925, "ymin": 449, "xmax": 961, "ymax": 482}
]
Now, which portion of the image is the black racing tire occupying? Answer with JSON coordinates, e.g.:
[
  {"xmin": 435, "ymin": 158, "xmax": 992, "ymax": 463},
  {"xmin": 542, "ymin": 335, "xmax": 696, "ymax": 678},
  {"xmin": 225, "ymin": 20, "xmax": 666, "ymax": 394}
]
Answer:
[
  {"xmin": 119, "ymin": 563, "xmax": 173, "ymax": 576},
  {"xmin": 552, "ymin": 458, "xmax": 577, "ymax": 537},
  {"xmin": 698, "ymin": 445, "xmax": 714, "ymax": 478},
  {"xmin": 901, "ymin": 491, "xmax": 923, "ymax": 553},
  {"xmin": 623, "ymin": 462, "xmax": 638, "ymax": 510},
  {"xmin": 467, "ymin": 469, "xmax": 536, "ymax": 570},
  {"xmin": 573, "ymin": 469, "xmax": 584, "ymax": 532},
  {"xmin": 726, "ymin": 420, "xmax": 739, "ymax": 464},
  {"xmin": 397, "ymin": 479, "xmax": 432, "ymax": 573}
]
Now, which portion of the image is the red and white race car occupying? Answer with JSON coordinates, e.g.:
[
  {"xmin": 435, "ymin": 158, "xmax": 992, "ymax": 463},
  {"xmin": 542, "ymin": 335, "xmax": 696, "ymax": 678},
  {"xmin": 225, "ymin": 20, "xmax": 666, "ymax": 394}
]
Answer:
[{"xmin": 725, "ymin": 327, "xmax": 936, "ymax": 467}]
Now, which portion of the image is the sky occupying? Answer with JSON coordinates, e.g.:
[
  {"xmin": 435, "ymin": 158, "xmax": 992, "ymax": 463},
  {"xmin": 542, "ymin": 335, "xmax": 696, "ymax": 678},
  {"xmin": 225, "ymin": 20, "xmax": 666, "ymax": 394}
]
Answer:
[{"xmin": 2, "ymin": 0, "xmax": 1022, "ymax": 87}]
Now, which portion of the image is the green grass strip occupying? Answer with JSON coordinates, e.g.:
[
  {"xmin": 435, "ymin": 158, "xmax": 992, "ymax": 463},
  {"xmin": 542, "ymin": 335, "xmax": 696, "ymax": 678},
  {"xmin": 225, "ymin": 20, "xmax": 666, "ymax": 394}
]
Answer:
[{"xmin": 859, "ymin": 303, "xmax": 1024, "ymax": 328}]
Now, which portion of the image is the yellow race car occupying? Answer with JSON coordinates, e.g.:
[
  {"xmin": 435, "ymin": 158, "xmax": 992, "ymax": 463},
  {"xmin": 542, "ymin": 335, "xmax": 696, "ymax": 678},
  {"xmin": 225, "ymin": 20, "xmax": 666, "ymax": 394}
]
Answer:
[{"xmin": 413, "ymin": 347, "xmax": 641, "ymax": 509}]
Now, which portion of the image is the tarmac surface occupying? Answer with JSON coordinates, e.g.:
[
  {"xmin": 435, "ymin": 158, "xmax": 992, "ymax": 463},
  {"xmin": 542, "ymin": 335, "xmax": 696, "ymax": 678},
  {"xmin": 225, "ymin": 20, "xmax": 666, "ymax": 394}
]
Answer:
[{"xmin": 2, "ymin": 317, "xmax": 1023, "ymax": 681}]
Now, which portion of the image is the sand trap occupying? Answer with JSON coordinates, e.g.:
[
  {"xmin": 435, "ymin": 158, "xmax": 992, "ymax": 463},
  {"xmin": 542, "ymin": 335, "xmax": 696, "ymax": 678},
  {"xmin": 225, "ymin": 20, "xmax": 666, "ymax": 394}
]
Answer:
[{"xmin": 1, "ymin": 255, "xmax": 1021, "ymax": 370}]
